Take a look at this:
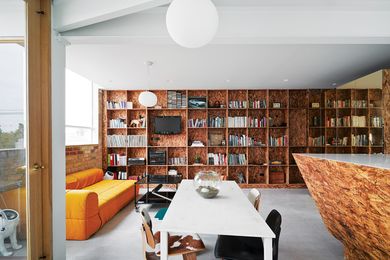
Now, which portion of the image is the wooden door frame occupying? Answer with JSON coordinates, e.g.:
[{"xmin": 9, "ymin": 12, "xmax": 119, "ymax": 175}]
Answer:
[{"xmin": 26, "ymin": 0, "xmax": 52, "ymax": 259}]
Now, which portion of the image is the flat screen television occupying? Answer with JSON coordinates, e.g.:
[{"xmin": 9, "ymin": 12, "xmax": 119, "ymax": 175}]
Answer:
[{"xmin": 154, "ymin": 116, "xmax": 181, "ymax": 134}]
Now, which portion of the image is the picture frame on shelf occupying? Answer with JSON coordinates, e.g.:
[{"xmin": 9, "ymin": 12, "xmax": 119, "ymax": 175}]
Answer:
[
  {"xmin": 188, "ymin": 97, "xmax": 207, "ymax": 108},
  {"xmin": 272, "ymin": 102, "xmax": 281, "ymax": 108}
]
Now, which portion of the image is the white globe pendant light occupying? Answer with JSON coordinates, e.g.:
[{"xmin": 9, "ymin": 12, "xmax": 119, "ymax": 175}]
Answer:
[
  {"xmin": 139, "ymin": 61, "xmax": 158, "ymax": 107},
  {"xmin": 166, "ymin": 0, "xmax": 219, "ymax": 48}
]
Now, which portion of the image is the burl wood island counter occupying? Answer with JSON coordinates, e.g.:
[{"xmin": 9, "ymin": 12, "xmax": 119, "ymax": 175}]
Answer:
[{"xmin": 294, "ymin": 153, "xmax": 390, "ymax": 260}]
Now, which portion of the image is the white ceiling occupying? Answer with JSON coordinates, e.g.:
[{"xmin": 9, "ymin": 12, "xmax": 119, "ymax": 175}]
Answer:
[
  {"xmin": 66, "ymin": 44, "xmax": 390, "ymax": 89},
  {"xmin": 60, "ymin": 0, "xmax": 390, "ymax": 90}
]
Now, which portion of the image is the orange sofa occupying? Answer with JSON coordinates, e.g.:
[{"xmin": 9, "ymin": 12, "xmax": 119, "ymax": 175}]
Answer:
[{"xmin": 66, "ymin": 168, "xmax": 139, "ymax": 240}]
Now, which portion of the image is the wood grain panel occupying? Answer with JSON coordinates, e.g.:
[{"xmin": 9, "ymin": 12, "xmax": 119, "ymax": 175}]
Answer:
[
  {"xmin": 383, "ymin": 69, "xmax": 390, "ymax": 154},
  {"xmin": 289, "ymin": 109, "xmax": 307, "ymax": 146}
]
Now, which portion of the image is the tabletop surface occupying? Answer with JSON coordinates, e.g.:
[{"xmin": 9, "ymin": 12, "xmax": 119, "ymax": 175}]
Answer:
[
  {"xmin": 296, "ymin": 153, "xmax": 390, "ymax": 170},
  {"xmin": 159, "ymin": 180, "xmax": 275, "ymax": 238}
]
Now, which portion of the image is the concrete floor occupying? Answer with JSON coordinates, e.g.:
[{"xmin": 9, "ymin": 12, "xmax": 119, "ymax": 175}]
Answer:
[{"xmin": 66, "ymin": 189, "xmax": 343, "ymax": 260}]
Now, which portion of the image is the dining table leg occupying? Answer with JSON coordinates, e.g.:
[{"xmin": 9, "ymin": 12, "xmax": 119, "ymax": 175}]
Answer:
[
  {"xmin": 160, "ymin": 231, "xmax": 168, "ymax": 260},
  {"xmin": 262, "ymin": 237, "xmax": 273, "ymax": 260}
]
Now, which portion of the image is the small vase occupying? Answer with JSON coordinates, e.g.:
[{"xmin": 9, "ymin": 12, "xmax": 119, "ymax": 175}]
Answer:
[{"xmin": 193, "ymin": 170, "xmax": 221, "ymax": 198}]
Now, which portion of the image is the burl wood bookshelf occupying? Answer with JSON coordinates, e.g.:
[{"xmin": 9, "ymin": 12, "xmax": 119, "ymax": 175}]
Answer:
[{"xmin": 103, "ymin": 88, "xmax": 384, "ymax": 188}]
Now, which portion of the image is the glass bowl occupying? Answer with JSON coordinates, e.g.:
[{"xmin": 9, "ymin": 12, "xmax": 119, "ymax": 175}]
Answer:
[{"xmin": 193, "ymin": 170, "xmax": 221, "ymax": 198}]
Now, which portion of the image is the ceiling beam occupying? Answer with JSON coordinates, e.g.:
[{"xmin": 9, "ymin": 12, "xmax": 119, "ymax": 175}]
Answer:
[{"xmin": 53, "ymin": 0, "xmax": 171, "ymax": 32}]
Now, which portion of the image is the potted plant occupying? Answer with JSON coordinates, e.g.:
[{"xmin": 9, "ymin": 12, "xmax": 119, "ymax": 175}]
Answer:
[{"xmin": 194, "ymin": 154, "xmax": 201, "ymax": 164}]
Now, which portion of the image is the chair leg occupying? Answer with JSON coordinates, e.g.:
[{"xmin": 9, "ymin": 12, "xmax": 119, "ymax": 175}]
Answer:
[{"xmin": 182, "ymin": 252, "xmax": 197, "ymax": 260}]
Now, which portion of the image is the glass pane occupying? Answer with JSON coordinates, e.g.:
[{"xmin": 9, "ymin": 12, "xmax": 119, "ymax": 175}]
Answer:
[{"xmin": 0, "ymin": 0, "xmax": 27, "ymax": 258}]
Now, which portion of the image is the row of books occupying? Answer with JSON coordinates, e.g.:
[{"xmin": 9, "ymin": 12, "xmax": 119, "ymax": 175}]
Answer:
[
  {"xmin": 229, "ymin": 100, "xmax": 247, "ymax": 109},
  {"xmin": 351, "ymin": 116, "xmax": 367, "ymax": 127},
  {"xmin": 208, "ymin": 117, "xmax": 225, "ymax": 128},
  {"xmin": 371, "ymin": 116, "xmax": 383, "ymax": 127},
  {"xmin": 109, "ymin": 118, "xmax": 126, "ymax": 128},
  {"xmin": 208, "ymin": 153, "xmax": 227, "ymax": 165},
  {"xmin": 328, "ymin": 137, "xmax": 349, "ymax": 146},
  {"xmin": 228, "ymin": 153, "xmax": 247, "ymax": 165},
  {"xmin": 351, "ymin": 134, "xmax": 368, "ymax": 146},
  {"xmin": 269, "ymin": 135, "xmax": 288, "ymax": 146},
  {"xmin": 248, "ymin": 117, "xmax": 267, "ymax": 128},
  {"xmin": 249, "ymin": 100, "xmax": 266, "ymax": 109},
  {"xmin": 117, "ymin": 171, "xmax": 128, "ymax": 180},
  {"xmin": 107, "ymin": 135, "xmax": 147, "ymax": 147},
  {"xmin": 308, "ymin": 136, "xmax": 325, "ymax": 146},
  {"xmin": 228, "ymin": 134, "xmax": 248, "ymax": 147},
  {"xmin": 311, "ymin": 116, "xmax": 322, "ymax": 127},
  {"xmin": 168, "ymin": 90, "xmax": 187, "ymax": 108},
  {"xmin": 326, "ymin": 117, "xmax": 351, "ymax": 127},
  {"xmin": 168, "ymin": 157, "xmax": 187, "ymax": 165},
  {"xmin": 107, "ymin": 101, "xmax": 133, "ymax": 109},
  {"xmin": 228, "ymin": 116, "xmax": 247, "ymax": 127},
  {"xmin": 107, "ymin": 153, "xmax": 127, "ymax": 166},
  {"xmin": 326, "ymin": 99, "xmax": 351, "ymax": 108},
  {"xmin": 248, "ymin": 137, "xmax": 266, "ymax": 147},
  {"xmin": 188, "ymin": 118, "xmax": 207, "ymax": 128},
  {"xmin": 352, "ymin": 100, "xmax": 367, "ymax": 108}
]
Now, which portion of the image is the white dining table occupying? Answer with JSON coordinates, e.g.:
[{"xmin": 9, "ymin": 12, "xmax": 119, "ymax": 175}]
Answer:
[{"xmin": 159, "ymin": 180, "xmax": 275, "ymax": 260}]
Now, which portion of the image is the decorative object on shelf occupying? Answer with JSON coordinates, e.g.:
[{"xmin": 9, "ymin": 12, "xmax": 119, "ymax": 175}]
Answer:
[
  {"xmin": 104, "ymin": 171, "xmax": 115, "ymax": 180},
  {"xmin": 311, "ymin": 102, "xmax": 320, "ymax": 108},
  {"xmin": 272, "ymin": 102, "xmax": 281, "ymax": 108},
  {"xmin": 193, "ymin": 170, "xmax": 221, "ymax": 198},
  {"xmin": 191, "ymin": 140, "xmax": 205, "ymax": 147},
  {"xmin": 209, "ymin": 100, "xmax": 221, "ymax": 108},
  {"xmin": 209, "ymin": 132, "xmax": 224, "ymax": 146},
  {"xmin": 0, "ymin": 209, "xmax": 22, "ymax": 257},
  {"xmin": 139, "ymin": 61, "xmax": 158, "ymax": 107},
  {"xmin": 194, "ymin": 154, "xmax": 201, "ymax": 164},
  {"xmin": 166, "ymin": 0, "xmax": 219, "ymax": 48},
  {"xmin": 130, "ymin": 115, "xmax": 146, "ymax": 128},
  {"xmin": 188, "ymin": 96, "xmax": 207, "ymax": 108},
  {"xmin": 238, "ymin": 172, "xmax": 246, "ymax": 184}
]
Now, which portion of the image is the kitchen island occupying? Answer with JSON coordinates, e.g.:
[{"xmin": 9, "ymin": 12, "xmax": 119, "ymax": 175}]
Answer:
[{"xmin": 294, "ymin": 153, "xmax": 390, "ymax": 260}]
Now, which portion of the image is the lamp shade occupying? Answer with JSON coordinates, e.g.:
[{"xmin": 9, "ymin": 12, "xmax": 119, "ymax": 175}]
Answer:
[
  {"xmin": 166, "ymin": 0, "xmax": 219, "ymax": 48},
  {"xmin": 138, "ymin": 91, "xmax": 157, "ymax": 107}
]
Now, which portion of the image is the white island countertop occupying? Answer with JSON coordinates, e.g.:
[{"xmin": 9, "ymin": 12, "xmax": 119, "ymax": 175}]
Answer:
[{"xmin": 295, "ymin": 153, "xmax": 390, "ymax": 170}]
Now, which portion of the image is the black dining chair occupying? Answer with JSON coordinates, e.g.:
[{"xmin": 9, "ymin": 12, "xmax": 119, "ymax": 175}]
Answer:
[{"xmin": 214, "ymin": 209, "xmax": 282, "ymax": 260}]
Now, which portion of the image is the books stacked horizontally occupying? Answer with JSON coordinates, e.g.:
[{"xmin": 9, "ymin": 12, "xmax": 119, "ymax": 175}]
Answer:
[
  {"xmin": 109, "ymin": 118, "xmax": 127, "ymax": 128},
  {"xmin": 208, "ymin": 116, "xmax": 225, "ymax": 127},
  {"xmin": 188, "ymin": 118, "xmax": 206, "ymax": 128},
  {"xmin": 228, "ymin": 153, "xmax": 247, "ymax": 165},
  {"xmin": 249, "ymin": 100, "xmax": 266, "ymax": 109},
  {"xmin": 352, "ymin": 100, "xmax": 367, "ymax": 108},
  {"xmin": 228, "ymin": 116, "xmax": 247, "ymax": 127},
  {"xmin": 168, "ymin": 157, "xmax": 187, "ymax": 165},
  {"xmin": 168, "ymin": 90, "xmax": 187, "ymax": 108},
  {"xmin": 352, "ymin": 134, "xmax": 368, "ymax": 146},
  {"xmin": 309, "ymin": 136, "xmax": 324, "ymax": 146},
  {"xmin": 269, "ymin": 135, "xmax": 288, "ymax": 147},
  {"xmin": 228, "ymin": 134, "xmax": 248, "ymax": 146},
  {"xmin": 248, "ymin": 116, "xmax": 267, "ymax": 127},
  {"xmin": 248, "ymin": 137, "xmax": 266, "ymax": 147},
  {"xmin": 208, "ymin": 153, "xmax": 227, "ymax": 165},
  {"xmin": 107, "ymin": 135, "xmax": 147, "ymax": 147},
  {"xmin": 107, "ymin": 101, "xmax": 132, "ymax": 109},
  {"xmin": 351, "ymin": 116, "xmax": 366, "ymax": 127},
  {"xmin": 371, "ymin": 116, "xmax": 383, "ymax": 127},
  {"xmin": 229, "ymin": 100, "xmax": 247, "ymax": 108},
  {"xmin": 107, "ymin": 153, "xmax": 127, "ymax": 166}
]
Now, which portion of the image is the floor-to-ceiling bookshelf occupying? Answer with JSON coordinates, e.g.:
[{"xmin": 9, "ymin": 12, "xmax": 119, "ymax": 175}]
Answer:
[{"xmin": 103, "ymin": 88, "xmax": 384, "ymax": 188}]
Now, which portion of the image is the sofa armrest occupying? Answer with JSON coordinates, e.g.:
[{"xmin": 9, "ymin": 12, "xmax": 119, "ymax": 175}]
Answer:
[{"xmin": 66, "ymin": 190, "xmax": 99, "ymax": 220}]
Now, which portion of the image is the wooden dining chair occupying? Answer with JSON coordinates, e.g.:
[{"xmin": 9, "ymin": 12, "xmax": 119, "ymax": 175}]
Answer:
[
  {"xmin": 140, "ymin": 208, "xmax": 205, "ymax": 260},
  {"xmin": 248, "ymin": 188, "xmax": 261, "ymax": 211}
]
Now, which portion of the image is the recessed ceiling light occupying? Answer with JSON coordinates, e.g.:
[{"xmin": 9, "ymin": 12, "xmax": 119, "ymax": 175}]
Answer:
[
  {"xmin": 166, "ymin": 79, "xmax": 173, "ymax": 83},
  {"xmin": 283, "ymin": 79, "xmax": 289, "ymax": 82},
  {"xmin": 332, "ymin": 83, "xmax": 337, "ymax": 86},
  {"xmin": 226, "ymin": 79, "xmax": 231, "ymax": 83}
]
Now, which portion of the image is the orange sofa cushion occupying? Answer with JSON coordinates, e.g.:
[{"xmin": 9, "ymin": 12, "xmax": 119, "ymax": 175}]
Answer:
[
  {"xmin": 66, "ymin": 168, "xmax": 103, "ymax": 189},
  {"xmin": 66, "ymin": 169, "xmax": 139, "ymax": 240}
]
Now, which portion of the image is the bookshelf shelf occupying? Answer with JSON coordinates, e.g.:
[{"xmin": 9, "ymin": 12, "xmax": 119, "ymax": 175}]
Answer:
[{"xmin": 103, "ymin": 88, "xmax": 385, "ymax": 187}]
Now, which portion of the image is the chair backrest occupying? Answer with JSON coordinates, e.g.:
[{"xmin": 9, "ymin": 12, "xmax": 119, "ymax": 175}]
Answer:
[
  {"xmin": 140, "ymin": 208, "xmax": 156, "ymax": 250},
  {"xmin": 247, "ymin": 188, "xmax": 261, "ymax": 211},
  {"xmin": 265, "ymin": 209, "xmax": 282, "ymax": 260}
]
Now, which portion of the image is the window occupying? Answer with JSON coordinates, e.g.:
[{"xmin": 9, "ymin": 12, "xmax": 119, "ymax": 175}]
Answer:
[{"xmin": 65, "ymin": 69, "xmax": 99, "ymax": 145}]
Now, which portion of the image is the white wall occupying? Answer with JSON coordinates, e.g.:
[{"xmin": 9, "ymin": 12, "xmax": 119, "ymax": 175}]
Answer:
[{"xmin": 51, "ymin": 29, "xmax": 66, "ymax": 260}]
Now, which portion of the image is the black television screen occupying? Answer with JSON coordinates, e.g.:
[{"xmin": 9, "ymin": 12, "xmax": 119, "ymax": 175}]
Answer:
[{"xmin": 154, "ymin": 116, "xmax": 181, "ymax": 134}]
